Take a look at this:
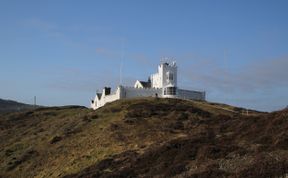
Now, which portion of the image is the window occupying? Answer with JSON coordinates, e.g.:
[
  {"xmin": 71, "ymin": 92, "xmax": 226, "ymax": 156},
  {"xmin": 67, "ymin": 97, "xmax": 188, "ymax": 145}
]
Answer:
[
  {"xmin": 167, "ymin": 72, "xmax": 174, "ymax": 81},
  {"xmin": 164, "ymin": 87, "xmax": 176, "ymax": 95}
]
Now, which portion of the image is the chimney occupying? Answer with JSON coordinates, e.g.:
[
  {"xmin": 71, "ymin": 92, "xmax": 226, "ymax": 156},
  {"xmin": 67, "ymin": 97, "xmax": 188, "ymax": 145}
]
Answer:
[{"xmin": 104, "ymin": 87, "xmax": 111, "ymax": 95}]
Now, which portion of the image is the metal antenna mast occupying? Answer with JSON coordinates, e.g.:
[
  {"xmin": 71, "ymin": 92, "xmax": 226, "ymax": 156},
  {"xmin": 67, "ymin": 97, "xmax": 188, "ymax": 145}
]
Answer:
[
  {"xmin": 34, "ymin": 96, "xmax": 36, "ymax": 108},
  {"xmin": 120, "ymin": 38, "xmax": 125, "ymax": 85}
]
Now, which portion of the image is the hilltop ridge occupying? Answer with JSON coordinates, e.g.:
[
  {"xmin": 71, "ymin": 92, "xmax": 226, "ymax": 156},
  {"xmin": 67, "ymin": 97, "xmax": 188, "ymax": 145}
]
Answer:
[
  {"xmin": 0, "ymin": 98, "xmax": 38, "ymax": 113},
  {"xmin": 0, "ymin": 98, "xmax": 287, "ymax": 178}
]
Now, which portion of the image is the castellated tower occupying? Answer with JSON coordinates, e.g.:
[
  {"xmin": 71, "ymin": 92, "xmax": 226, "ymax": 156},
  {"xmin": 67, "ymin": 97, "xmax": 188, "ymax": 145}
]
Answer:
[{"xmin": 150, "ymin": 61, "xmax": 178, "ymax": 98}]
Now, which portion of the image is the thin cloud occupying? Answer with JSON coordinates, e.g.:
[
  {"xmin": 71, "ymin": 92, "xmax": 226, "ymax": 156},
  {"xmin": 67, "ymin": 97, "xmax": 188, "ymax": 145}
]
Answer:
[
  {"xmin": 182, "ymin": 56, "xmax": 288, "ymax": 92},
  {"xmin": 21, "ymin": 18, "xmax": 63, "ymax": 39}
]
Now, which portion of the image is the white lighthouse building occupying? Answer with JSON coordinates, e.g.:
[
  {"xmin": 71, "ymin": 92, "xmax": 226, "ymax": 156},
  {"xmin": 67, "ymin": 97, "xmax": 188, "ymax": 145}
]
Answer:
[
  {"xmin": 150, "ymin": 61, "xmax": 177, "ymax": 98},
  {"xmin": 91, "ymin": 61, "xmax": 205, "ymax": 110}
]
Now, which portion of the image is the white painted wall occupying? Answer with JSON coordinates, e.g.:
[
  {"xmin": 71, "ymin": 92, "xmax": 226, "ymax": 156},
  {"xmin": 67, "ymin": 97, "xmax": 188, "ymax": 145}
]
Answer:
[
  {"xmin": 150, "ymin": 62, "xmax": 177, "ymax": 89},
  {"xmin": 151, "ymin": 72, "xmax": 161, "ymax": 88},
  {"xmin": 121, "ymin": 86, "xmax": 162, "ymax": 98},
  {"xmin": 102, "ymin": 90, "xmax": 120, "ymax": 105},
  {"xmin": 91, "ymin": 86, "xmax": 162, "ymax": 110},
  {"xmin": 91, "ymin": 87, "xmax": 121, "ymax": 109},
  {"xmin": 161, "ymin": 62, "xmax": 177, "ymax": 88},
  {"xmin": 91, "ymin": 87, "xmax": 205, "ymax": 110}
]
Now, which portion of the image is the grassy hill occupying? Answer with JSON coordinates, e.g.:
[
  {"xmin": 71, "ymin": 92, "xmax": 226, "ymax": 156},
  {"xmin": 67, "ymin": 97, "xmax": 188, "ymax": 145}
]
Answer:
[
  {"xmin": 0, "ymin": 98, "xmax": 37, "ymax": 113},
  {"xmin": 0, "ymin": 98, "xmax": 287, "ymax": 178}
]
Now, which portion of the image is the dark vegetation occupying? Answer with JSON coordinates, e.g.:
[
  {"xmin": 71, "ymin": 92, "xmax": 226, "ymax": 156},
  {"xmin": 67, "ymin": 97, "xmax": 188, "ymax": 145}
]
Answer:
[
  {"xmin": 0, "ymin": 98, "xmax": 39, "ymax": 113},
  {"xmin": 0, "ymin": 98, "xmax": 287, "ymax": 178}
]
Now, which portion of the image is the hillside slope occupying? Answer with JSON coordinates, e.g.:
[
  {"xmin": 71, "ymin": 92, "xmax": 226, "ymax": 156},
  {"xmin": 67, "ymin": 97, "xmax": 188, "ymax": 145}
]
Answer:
[
  {"xmin": 0, "ymin": 98, "xmax": 37, "ymax": 113},
  {"xmin": 0, "ymin": 98, "xmax": 287, "ymax": 178}
]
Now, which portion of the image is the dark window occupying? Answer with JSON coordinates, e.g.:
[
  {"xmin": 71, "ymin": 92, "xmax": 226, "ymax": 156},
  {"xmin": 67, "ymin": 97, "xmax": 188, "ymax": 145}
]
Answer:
[{"xmin": 164, "ymin": 87, "xmax": 176, "ymax": 95}]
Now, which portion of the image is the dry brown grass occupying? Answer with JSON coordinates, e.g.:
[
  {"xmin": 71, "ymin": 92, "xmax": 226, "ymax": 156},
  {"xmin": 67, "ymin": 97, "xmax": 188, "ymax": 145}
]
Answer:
[{"xmin": 0, "ymin": 98, "xmax": 287, "ymax": 178}]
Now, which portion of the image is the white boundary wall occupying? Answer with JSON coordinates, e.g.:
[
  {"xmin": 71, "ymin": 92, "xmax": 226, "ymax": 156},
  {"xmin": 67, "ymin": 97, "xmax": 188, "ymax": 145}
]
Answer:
[
  {"xmin": 91, "ymin": 86, "xmax": 162, "ymax": 110},
  {"xmin": 91, "ymin": 86, "xmax": 205, "ymax": 110},
  {"xmin": 120, "ymin": 86, "xmax": 162, "ymax": 98},
  {"xmin": 91, "ymin": 87, "xmax": 121, "ymax": 110}
]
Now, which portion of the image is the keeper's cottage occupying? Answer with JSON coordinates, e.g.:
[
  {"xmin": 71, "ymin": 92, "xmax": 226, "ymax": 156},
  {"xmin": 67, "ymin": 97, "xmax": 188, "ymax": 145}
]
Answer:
[{"xmin": 91, "ymin": 61, "xmax": 205, "ymax": 110}]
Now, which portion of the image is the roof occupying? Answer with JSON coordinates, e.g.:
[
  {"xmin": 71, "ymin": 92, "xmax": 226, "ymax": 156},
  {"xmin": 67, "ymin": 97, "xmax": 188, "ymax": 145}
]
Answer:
[
  {"xmin": 96, "ymin": 93, "xmax": 102, "ymax": 99},
  {"xmin": 139, "ymin": 81, "xmax": 151, "ymax": 88}
]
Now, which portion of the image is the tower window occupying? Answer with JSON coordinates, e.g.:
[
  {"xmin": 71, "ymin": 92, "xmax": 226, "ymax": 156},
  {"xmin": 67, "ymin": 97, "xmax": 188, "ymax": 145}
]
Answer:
[{"xmin": 167, "ymin": 72, "xmax": 173, "ymax": 81}]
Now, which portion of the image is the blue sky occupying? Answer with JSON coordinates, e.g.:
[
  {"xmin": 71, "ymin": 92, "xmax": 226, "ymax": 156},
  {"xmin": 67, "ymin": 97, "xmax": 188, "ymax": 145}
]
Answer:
[{"xmin": 0, "ymin": 0, "xmax": 288, "ymax": 111}]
